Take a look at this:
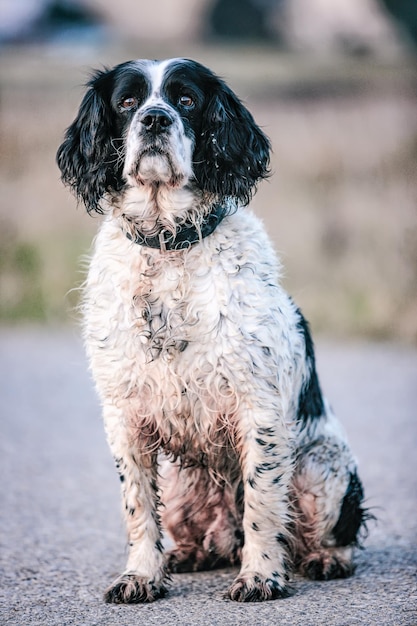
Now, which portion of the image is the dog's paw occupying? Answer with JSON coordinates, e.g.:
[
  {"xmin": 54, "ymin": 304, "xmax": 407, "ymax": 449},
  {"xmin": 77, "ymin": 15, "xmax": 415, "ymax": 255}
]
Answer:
[
  {"xmin": 302, "ymin": 551, "xmax": 354, "ymax": 581},
  {"xmin": 166, "ymin": 548, "xmax": 199, "ymax": 573},
  {"xmin": 167, "ymin": 548, "xmax": 232, "ymax": 573},
  {"xmin": 104, "ymin": 573, "xmax": 168, "ymax": 604},
  {"xmin": 227, "ymin": 572, "xmax": 291, "ymax": 602}
]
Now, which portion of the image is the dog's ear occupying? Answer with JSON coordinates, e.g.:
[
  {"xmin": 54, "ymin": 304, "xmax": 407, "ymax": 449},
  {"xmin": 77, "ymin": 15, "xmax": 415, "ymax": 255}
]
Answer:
[
  {"xmin": 56, "ymin": 69, "xmax": 122, "ymax": 214},
  {"xmin": 194, "ymin": 83, "xmax": 271, "ymax": 205}
]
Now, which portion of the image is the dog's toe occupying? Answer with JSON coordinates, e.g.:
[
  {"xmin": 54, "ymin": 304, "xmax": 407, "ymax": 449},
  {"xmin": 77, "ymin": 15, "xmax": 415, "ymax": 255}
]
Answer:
[
  {"xmin": 227, "ymin": 572, "xmax": 291, "ymax": 602},
  {"xmin": 104, "ymin": 573, "xmax": 168, "ymax": 604}
]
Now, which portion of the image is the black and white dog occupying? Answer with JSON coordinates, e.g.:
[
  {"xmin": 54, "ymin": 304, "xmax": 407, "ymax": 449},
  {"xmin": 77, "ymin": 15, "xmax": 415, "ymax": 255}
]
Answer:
[{"xmin": 57, "ymin": 58, "xmax": 367, "ymax": 603}]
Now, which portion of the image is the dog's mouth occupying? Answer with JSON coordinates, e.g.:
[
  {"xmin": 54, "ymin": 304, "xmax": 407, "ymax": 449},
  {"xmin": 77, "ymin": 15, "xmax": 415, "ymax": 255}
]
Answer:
[{"xmin": 130, "ymin": 148, "xmax": 184, "ymax": 187}]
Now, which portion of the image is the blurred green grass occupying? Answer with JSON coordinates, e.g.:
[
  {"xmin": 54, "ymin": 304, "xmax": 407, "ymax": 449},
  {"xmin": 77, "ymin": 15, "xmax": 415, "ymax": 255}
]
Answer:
[{"xmin": 0, "ymin": 44, "xmax": 416, "ymax": 340}]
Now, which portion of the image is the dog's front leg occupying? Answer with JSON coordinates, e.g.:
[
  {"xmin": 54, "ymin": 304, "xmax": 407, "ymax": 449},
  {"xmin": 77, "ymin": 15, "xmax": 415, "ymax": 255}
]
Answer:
[
  {"xmin": 228, "ymin": 406, "xmax": 293, "ymax": 602},
  {"xmin": 102, "ymin": 405, "xmax": 168, "ymax": 604}
]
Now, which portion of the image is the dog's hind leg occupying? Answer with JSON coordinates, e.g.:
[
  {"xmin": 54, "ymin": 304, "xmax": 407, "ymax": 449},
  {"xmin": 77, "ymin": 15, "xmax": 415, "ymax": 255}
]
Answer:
[
  {"xmin": 293, "ymin": 417, "xmax": 367, "ymax": 580},
  {"xmin": 161, "ymin": 462, "xmax": 244, "ymax": 572}
]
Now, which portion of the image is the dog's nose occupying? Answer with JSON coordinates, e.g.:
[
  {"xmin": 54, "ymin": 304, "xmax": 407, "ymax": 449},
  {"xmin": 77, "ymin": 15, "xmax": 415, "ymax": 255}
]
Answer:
[{"xmin": 140, "ymin": 108, "xmax": 173, "ymax": 133}]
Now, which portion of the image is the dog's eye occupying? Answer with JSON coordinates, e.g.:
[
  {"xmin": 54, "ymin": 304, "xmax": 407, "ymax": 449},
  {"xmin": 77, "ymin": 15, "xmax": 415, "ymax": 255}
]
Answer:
[
  {"xmin": 120, "ymin": 97, "xmax": 138, "ymax": 111},
  {"xmin": 178, "ymin": 94, "xmax": 195, "ymax": 109}
]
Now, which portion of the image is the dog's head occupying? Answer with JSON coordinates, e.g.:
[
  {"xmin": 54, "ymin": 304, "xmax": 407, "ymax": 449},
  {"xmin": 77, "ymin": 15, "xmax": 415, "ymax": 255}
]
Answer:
[{"xmin": 57, "ymin": 58, "xmax": 270, "ymax": 214}]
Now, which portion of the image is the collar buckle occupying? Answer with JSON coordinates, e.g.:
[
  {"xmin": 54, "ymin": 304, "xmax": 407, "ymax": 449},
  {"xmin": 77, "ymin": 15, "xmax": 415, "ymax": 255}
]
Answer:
[{"xmin": 158, "ymin": 231, "xmax": 168, "ymax": 253}]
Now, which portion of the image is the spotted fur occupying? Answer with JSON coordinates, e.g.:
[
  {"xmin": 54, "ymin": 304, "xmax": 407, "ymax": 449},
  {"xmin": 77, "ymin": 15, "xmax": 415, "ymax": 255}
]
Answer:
[{"xmin": 57, "ymin": 58, "xmax": 367, "ymax": 603}]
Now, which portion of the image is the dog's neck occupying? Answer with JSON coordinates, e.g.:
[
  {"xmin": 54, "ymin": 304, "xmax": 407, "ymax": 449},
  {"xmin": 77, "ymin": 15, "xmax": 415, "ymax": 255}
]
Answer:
[{"xmin": 115, "ymin": 184, "xmax": 233, "ymax": 251}]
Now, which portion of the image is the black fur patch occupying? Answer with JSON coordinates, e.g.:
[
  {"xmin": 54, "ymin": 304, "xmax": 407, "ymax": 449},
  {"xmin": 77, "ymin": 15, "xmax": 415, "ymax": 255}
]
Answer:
[
  {"xmin": 296, "ymin": 310, "xmax": 325, "ymax": 424},
  {"xmin": 333, "ymin": 471, "xmax": 366, "ymax": 546}
]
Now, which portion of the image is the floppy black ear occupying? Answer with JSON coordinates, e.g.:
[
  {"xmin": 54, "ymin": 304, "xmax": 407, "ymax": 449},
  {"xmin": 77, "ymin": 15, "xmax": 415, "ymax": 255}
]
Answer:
[
  {"xmin": 194, "ymin": 83, "xmax": 271, "ymax": 205},
  {"xmin": 56, "ymin": 70, "xmax": 122, "ymax": 214}
]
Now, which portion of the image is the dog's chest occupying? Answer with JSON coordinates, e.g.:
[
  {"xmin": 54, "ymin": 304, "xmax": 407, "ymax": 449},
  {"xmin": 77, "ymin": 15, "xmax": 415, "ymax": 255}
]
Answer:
[
  {"xmin": 128, "ymin": 250, "xmax": 225, "ymax": 362},
  {"xmin": 85, "ymin": 217, "xmax": 298, "ymax": 470},
  {"xmin": 87, "ymin": 225, "xmax": 240, "ymax": 392}
]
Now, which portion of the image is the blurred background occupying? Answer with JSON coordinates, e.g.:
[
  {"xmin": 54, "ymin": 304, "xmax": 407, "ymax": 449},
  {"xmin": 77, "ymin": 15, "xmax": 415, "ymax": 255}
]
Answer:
[{"xmin": 0, "ymin": 0, "xmax": 416, "ymax": 341}]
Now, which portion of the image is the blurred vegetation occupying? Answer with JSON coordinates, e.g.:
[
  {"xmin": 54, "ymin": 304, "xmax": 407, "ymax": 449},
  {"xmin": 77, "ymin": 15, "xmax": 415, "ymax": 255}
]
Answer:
[
  {"xmin": 0, "ymin": 218, "xmax": 90, "ymax": 323},
  {"xmin": 0, "ymin": 224, "xmax": 45, "ymax": 321}
]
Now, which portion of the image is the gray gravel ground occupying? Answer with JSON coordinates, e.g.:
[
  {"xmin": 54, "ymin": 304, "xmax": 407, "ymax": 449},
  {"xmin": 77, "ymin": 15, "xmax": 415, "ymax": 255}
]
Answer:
[{"xmin": 1, "ymin": 328, "xmax": 416, "ymax": 625}]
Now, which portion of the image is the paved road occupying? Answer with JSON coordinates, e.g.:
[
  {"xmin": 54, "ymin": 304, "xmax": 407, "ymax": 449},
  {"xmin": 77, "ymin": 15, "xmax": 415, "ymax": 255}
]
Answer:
[{"xmin": 1, "ymin": 328, "xmax": 416, "ymax": 625}]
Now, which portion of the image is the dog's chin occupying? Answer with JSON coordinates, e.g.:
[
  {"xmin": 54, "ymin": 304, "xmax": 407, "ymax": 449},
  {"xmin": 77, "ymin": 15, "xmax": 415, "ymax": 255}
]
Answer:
[{"xmin": 130, "ymin": 153, "xmax": 186, "ymax": 188}]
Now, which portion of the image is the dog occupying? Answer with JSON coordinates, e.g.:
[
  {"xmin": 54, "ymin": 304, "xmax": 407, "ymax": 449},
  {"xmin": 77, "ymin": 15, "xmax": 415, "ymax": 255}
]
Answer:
[{"xmin": 57, "ymin": 58, "xmax": 367, "ymax": 603}]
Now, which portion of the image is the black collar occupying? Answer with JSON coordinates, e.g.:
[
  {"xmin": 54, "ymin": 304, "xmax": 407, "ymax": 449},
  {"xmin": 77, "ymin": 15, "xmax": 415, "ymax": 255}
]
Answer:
[{"xmin": 124, "ymin": 203, "xmax": 228, "ymax": 251}]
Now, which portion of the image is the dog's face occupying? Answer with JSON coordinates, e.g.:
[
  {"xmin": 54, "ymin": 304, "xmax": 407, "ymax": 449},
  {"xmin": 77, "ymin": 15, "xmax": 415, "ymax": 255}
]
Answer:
[
  {"xmin": 57, "ymin": 58, "xmax": 270, "ymax": 214},
  {"xmin": 113, "ymin": 59, "xmax": 198, "ymax": 189}
]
